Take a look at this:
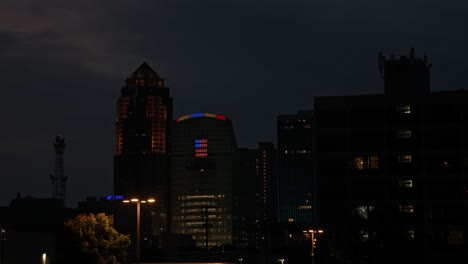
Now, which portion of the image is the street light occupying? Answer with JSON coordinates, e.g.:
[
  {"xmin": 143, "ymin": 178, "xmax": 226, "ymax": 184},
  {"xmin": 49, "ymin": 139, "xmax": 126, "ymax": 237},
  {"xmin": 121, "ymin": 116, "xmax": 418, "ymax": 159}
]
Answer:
[
  {"xmin": 303, "ymin": 229, "xmax": 324, "ymax": 264},
  {"xmin": 123, "ymin": 198, "xmax": 155, "ymax": 264},
  {"xmin": 42, "ymin": 253, "xmax": 47, "ymax": 264}
]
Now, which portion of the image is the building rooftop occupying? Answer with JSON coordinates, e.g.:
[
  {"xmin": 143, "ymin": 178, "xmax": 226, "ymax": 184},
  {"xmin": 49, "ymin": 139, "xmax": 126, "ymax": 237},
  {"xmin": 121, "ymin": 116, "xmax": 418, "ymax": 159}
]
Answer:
[{"xmin": 129, "ymin": 62, "xmax": 160, "ymax": 79}]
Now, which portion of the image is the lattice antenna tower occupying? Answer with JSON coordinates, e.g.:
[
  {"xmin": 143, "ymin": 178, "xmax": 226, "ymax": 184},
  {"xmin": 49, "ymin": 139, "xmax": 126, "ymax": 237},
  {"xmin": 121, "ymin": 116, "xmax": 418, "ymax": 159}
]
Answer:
[{"xmin": 50, "ymin": 135, "xmax": 68, "ymax": 206}]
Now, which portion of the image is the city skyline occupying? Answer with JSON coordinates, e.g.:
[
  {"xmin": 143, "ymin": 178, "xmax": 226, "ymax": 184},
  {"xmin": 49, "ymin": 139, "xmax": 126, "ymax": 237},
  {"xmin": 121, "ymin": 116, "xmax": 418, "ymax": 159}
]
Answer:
[{"xmin": 1, "ymin": 0, "xmax": 468, "ymax": 207}]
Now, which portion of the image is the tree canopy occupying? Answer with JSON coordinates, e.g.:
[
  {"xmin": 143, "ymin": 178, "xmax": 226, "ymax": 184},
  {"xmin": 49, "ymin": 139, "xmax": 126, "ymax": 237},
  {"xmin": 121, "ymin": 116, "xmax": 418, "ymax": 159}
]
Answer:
[{"xmin": 64, "ymin": 213, "xmax": 131, "ymax": 264}]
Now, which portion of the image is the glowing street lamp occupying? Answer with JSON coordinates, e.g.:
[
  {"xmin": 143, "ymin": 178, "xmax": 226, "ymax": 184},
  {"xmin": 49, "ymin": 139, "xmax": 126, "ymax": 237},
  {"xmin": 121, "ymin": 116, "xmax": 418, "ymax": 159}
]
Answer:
[
  {"xmin": 303, "ymin": 229, "xmax": 324, "ymax": 264},
  {"xmin": 123, "ymin": 198, "xmax": 155, "ymax": 264}
]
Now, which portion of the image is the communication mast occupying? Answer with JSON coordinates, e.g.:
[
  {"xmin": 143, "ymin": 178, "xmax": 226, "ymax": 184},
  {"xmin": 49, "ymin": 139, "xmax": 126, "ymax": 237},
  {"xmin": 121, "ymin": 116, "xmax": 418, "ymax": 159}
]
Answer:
[{"xmin": 50, "ymin": 135, "xmax": 68, "ymax": 206}]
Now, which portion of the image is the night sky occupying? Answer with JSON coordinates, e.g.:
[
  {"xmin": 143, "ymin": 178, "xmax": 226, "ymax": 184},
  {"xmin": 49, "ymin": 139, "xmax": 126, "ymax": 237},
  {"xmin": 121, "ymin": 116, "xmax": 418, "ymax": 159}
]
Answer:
[{"xmin": 1, "ymin": 0, "xmax": 467, "ymax": 207}]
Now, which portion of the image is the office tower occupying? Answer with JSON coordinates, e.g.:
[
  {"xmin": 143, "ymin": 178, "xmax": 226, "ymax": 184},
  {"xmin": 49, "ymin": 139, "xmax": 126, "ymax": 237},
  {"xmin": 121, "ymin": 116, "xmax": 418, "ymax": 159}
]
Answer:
[
  {"xmin": 233, "ymin": 148, "xmax": 258, "ymax": 249},
  {"xmin": 315, "ymin": 49, "xmax": 468, "ymax": 263},
  {"xmin": 171, "ymin": 113, "xmax": 237, "ymax": 248},
  {"xmin": 113, "ymin": 62, "xmax": 172, "ymax": 233},
  {"xmin": 255, "ymin": 142, "xmax": 276, "ymax": 249},
  {"xmin": 277, "ymin": 111, "xmax": 314, "ymax": 226},
  {"xmin": 233, "ymin": 143, "xmax": 277, "ymax": 250}
]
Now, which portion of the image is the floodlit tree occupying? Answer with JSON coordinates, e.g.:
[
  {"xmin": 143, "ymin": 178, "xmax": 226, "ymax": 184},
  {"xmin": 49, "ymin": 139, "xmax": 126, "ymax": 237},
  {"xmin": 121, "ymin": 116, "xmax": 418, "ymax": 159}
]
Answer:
[{"xmin": 64, "ymin": 213, "xmax": 131, "ymax": 264}]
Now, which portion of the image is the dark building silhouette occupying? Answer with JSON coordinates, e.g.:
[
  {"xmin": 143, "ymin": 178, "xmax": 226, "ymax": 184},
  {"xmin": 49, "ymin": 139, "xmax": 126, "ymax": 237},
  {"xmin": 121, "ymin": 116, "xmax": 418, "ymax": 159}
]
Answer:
[
  {"xmin": 315, "ymin": 48, "xmax": 468, "ymax": 263},
  {"xmin": 233, "ymin": 143, "xmax": 277, "ymax": 251},
  {"xmin": 233, "ymin": 148, "xmax": 258, "ymax": 249},
  {"xmin": 277, "ymin": 111, "xmax": 314, "ymax": 226},
  {"xmin": 113, "ymin": 62, "xmax": 172, "ymax": 234},
  {"xmin": 0, "ymin": 194, "xmax": 74, "ymax": 264},
  {"xmin": 255, "ymin": 142, "xmax": 277, "ymax": 250},
  {"xmin": 171, "ymin": 113, "xmax": 237, "ymax": 248}
]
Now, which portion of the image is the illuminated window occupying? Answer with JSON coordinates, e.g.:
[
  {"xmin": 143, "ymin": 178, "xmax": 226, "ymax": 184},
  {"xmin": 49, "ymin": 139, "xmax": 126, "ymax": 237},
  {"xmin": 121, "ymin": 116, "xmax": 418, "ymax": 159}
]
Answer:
[
  {"xmin": 354, "ymin": 157, "xmax": 365, "ymax": 170},
  {"xmin": 354, "ymin": 206, "xmax": 375, "ymax": 220},
  {"xmin": 353, "ymin": 156, "xmax": 380, "ymax": 170},
  {"xmin": 397, "ymin": 130, "xmax": 412, "ymax": 138},
  {"xmin": 288, "ymin": 218, "xmax": 294, "ymax": 223},
  {"xmin": 398, "ymin": 180, "xmax": 413, "ymax": 188},
  {"xmin": 400, "ymin": 205, "xmax": 414, "ymax": 213},
  {"xmin": 369, "ymin": 156, "xmax": 379, "ymax": 169},
  {"xmin": 397, "ymin": 105, "xmax": 411, "ymax": 114},
  {"xmin": 448, "ymin": 231, "xmax": 464, "ymax": 245},
  {"xmin": 360, "ymin": 231, "xmax": 369, "ymax": 242},
  {"xmin": 398, "ymin": 154, "xmax": 412, "ymax": 163}
]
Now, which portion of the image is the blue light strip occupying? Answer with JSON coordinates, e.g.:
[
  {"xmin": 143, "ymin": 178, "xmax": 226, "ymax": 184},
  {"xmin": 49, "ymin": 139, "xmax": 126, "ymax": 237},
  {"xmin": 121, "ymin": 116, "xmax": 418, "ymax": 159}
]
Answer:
[
  {"xmin": 190, "ymin": 113, "xmax": 204, "ymax": 118},
  {"xmin": 106, "ymin": 195, "xmax": 125, "ymax": 200}
]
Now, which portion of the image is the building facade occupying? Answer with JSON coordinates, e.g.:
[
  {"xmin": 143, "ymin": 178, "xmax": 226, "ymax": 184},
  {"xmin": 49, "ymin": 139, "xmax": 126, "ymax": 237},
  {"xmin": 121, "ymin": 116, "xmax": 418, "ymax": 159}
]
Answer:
[
  {"xmin": 277, "ymin": 111, "xmax": 314, "ymax": 225},
  {"xmin": 171, "ymin": 113, "xmax": 237, "ymax": 248},
  {"xmin": 255, "ymin": 142, "xmax": 277, "ymax": 249},
  {"xmin": 233, "ymin": 148, "xmax": 258, "ymax": 249},
  {"xmin": 315, "ymin": 49, "xmax": 468, "ymax": 263},
  {"xmin": 113, "ymin": 62, "xmax": 172, "ymax": 233},
  {"xmin": 232, "ymin": 143, "xmax": 277, "ymax": 250}
]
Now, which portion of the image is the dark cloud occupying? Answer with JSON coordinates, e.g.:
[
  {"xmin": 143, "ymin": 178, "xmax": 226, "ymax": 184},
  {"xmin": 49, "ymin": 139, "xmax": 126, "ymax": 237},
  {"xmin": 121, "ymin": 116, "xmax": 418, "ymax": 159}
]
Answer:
[{"xmin": 1, "ymin": 0, "xmax": 467, "ymax": 206}]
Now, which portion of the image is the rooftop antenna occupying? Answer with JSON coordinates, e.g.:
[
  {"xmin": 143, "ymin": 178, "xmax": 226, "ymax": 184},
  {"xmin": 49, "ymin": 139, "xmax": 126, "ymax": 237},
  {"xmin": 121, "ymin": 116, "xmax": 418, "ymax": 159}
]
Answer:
[{"xmin": 50, "ymin": 135, "xmax": 68, "ymax": 207}]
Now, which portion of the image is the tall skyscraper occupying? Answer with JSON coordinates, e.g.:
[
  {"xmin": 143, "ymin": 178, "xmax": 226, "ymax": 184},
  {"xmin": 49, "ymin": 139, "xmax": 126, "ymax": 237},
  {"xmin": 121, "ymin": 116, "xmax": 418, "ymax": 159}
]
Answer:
[
  {"xmin": 255, "ymin": 142, "xmax": 276, "ymax": 249},
  {"xmin": 277, "ymin": 111, "xmax": 314, "ymax": 225},
  {"xmin": 233, "ymin": 148, "xmax": 258, "ymax": 248},
  {"xmin": 232, "ymin": 143, "xmax": 277, "ymax": 250},
  {"xmin": 113, "ymin": 62, "xmax": 172, "ymax": 233},
  {"xmin": 171, "ymin": 113, "xmax": 237, "ymax": 248}
]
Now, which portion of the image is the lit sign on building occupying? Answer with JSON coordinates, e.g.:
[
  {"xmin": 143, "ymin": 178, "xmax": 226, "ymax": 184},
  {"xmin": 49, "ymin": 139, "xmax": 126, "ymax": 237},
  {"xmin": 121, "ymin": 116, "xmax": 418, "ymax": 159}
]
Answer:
[
  {"xmin": 106, "ymin": 195, "xmax": 125, "ymax": 200},
  {"xmin": 194, "ymin": 139, "xmax": 208, "ymax": 158}
]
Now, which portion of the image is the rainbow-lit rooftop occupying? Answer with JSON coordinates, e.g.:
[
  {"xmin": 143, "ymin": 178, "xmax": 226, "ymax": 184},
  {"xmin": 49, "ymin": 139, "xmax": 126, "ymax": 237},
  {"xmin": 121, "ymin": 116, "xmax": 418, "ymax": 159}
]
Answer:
[{"xmin": 176, "ymin": 113, "xmax": 227, "ymax": 123}]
